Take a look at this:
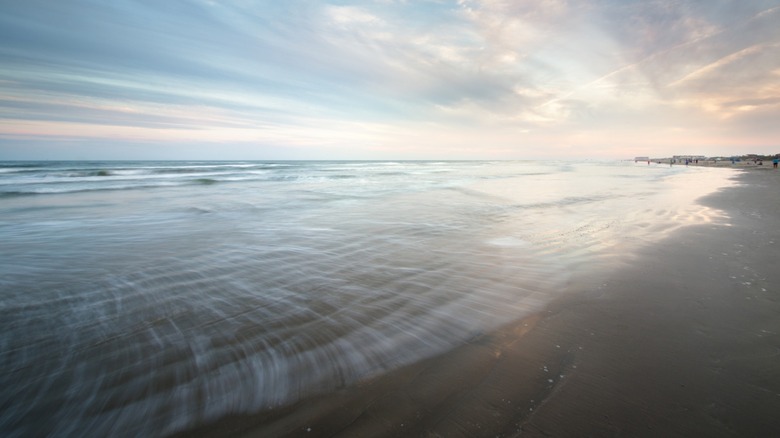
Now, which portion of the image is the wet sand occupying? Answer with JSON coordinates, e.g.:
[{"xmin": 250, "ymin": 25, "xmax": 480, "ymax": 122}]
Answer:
[{"xmin": 174, "ymin": 167, "xmax": 780, "ymax": 437}]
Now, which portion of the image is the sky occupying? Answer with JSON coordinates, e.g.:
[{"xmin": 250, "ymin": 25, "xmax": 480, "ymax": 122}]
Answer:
[{"xmin": 1, "ymin": 0, "xmax": 779, "ymax": 160}]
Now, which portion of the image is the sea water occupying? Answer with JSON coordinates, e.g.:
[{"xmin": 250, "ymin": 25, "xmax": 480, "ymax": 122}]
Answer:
[{"xmin": 0, "ymin": 160, "xmax": 733, "ymax": 436}]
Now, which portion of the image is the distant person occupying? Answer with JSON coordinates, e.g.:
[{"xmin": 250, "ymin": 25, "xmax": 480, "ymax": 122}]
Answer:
[{"xmin": 773, "ymin": 157, "xmax": 779, "ymax": 169}]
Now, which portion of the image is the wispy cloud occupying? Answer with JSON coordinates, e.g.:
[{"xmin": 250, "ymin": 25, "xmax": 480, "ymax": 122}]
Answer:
[{"xmin": 1, "ymin": 0, "xmax": 778, "ymax": 159}]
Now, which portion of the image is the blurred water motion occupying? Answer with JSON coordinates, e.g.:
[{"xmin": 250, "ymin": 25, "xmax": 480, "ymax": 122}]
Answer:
[{"xmin": 0, "ymin": 160, "xmax": 732, "ymax": 436}]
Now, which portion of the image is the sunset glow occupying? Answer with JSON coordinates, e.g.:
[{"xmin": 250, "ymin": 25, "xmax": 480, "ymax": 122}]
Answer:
[{"xmin": 1, "ymin": 1, "xmax": 779, "ymax": 159}]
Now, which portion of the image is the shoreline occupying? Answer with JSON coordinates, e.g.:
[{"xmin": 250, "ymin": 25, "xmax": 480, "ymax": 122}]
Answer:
[
  {"xmin": 645, "ymin": 158, "xmax": 779, "ymax": 170},
  {"xmin": 516, "ymin": 167, "xmax": 780, "ymax": 437},
  {"xmin": 173, "ymin": 167, "xmax": 780, "ymax": 437}
]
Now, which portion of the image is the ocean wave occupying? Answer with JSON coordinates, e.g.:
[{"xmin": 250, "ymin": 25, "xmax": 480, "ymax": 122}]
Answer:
[
  {"xmin": 0, "ymin": 160, "xmax": 735, "ymax": 436},
  {"xmin": 0, "ymin": 178, "xmax": 225, "ymax": 196}
]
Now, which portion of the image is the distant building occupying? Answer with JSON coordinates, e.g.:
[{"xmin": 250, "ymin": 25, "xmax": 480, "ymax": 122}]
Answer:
[
  {"xmin": 634, "ymin": 156, "xmax": 649, "ymax": 162},
  {"xmin": 672, "ymin": 155, "xmax": 706, "ymax": 161}
]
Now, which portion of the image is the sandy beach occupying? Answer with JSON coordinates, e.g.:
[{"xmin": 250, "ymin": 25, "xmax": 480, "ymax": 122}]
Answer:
[{"xmin": 170, "ymin": 166, "xmax": 780, "ymax": 438}]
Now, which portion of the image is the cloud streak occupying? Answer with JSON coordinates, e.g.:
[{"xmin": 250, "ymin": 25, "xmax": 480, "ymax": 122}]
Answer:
[{"xmin": 1, "ymin": 0, "xmax": 779, "ymax": 159}]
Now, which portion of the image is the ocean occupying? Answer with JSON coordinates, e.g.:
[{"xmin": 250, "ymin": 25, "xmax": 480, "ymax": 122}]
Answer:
[{"xmin": 0, "ymin": 160, "xmax": 733, "ymax": 436}]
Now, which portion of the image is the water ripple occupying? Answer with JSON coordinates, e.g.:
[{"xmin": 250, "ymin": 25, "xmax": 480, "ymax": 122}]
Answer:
[{"xmin": 0, "ymin": 160, "xmax": 733, "ymax": 436}]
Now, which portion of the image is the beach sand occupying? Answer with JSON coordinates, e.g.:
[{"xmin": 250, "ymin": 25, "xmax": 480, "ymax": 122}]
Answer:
[{"xmin": 173, "ymin": 168, "xmax": 780, "ymax": 437}]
